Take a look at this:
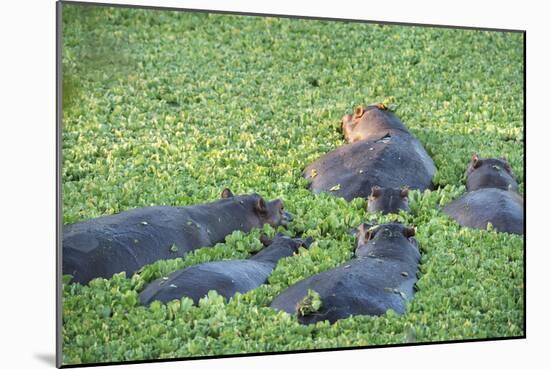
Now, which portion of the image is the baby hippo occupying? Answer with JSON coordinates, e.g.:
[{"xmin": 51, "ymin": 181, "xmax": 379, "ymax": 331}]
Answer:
[
  {"xmin": 270, "ymin": 223, "xmax": 420, "ymax": 325},
  {"xmin": 139, "ymin": 235, "xmax": 313, "ymax": 306},
  {"xmin": 443, "ymin": 155, "xmax": 523, "ymax": 235},
  {"xmin": 63, "ymin": 189, "xmax": 293, "ymax": 284},
  {"xmin": 367, "ymin": 186, "xmax": 410, "ymax": 214}
]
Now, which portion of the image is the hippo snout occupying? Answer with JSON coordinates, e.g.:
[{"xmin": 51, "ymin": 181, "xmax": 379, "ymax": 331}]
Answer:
[
  {"xmin": 301, "ymin": 236, "xmax": 314, "ymax": 249},
  {"xmin": 282, "ymin": 211, "xmax": 294, "ymax": 224}
]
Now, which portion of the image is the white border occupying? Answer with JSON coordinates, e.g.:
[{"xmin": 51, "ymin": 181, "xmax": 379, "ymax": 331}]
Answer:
[{"xmin": 1, "ymin": 1, "xmax": 547, "ymax": 368}]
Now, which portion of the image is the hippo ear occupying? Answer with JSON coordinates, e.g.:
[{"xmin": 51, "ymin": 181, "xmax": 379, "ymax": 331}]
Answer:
[
  {"xmin": 365, "ymin": 229, "xmax": 376, "ymax": 241},
  {"xmin": 355, "ymin": 223, "xmax": 370, "ymax": 242},
  {"xmin": 504, "ymin": 162, "xmax": 512, "ymax": 173},
  {"xmin": 376, "ymin": 103, "xmax": 387, "ymax": 110},
  {"xmin": 360, "ymin": 223, "xmax": 377, "ymax": 239},
  {"xmin": 255, "ymin": 197, "xmax": 268, "ymax": 215},
  {"xmin": 500, "ymin": 158, "xmax": 513, "ymax": 173},
  {"xmin": 354, "ymin": 105, "xmax": 365, "ymax": 118},
  {"xmin": 471, "ymin": 154, "xmax": 481, "ymax": 169},
  {"xmin": 356, "ymin": 223, "xmax": 369, "ymax": 234},
  {"xmin": 259, "ymin": 234, "xmax": 272, "ymax": 246},
  {"xmin": 221, "ymin": 188, "xmax": 234, "ymax": 198},
  {"xmin": 403, "ymin": 226, "xmax": 416, "ymax": 238},
  {"xmin": 400, "ymin": 187, "xmax": 409, "ymax": 198},
  {"xmin": 370, "ymin": 186, "xmax": 381, "ymax": 198}
]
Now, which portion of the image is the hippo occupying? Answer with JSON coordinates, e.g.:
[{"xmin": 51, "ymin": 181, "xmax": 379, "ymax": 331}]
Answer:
[
  {"xmin": 270, "ymin": 223, "xmax": 420, "ymax": 324},
  {"xmin": 304, "ymin": 104, "xmax": 436, "ymax": 201},
  {"xmin": 465, "ymin": 154, "xmax": 519, "ymax": 192},
  {"xmin": 62, "ymin": 189, "xmax": 293, "ymax": 284},
  {"xmin": 443, "ymin": 155, "xmax": 523, "ymax": 235},
  {"xmin": 139, "ymin": 234, "xmax": 313, "ymax": 306},
  {"xmin": 367, "ymin": 186, "xmax": 410, "ymax": 214}
]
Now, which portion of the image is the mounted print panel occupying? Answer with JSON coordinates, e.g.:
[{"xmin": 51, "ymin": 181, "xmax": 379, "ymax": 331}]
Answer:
[{"xmin": 57, "ymin": 1, "xmax": 525, "ymax": 367}]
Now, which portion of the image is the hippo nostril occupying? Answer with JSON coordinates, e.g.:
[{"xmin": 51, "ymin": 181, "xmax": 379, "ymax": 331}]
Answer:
[
  {"xmin": 298, "ymin": 236, "xmax": 314, "ymax": 249},
  {"xmin": 284, "ymin": 211, "xmax": 294, "ymax": 222}
]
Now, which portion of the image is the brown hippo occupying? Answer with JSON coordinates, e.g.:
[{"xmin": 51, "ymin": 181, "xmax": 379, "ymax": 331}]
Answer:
[
  {"xmin": 270, "ymin": 223, "xmax": 420, "ymax": 325},
  {"xmin": 62, "ymin": 189, "xmax": 293, "ymax": 284},
  {"xmin": 139, "ymin": 234, "xmax": 313, "ymax": 306},
  {"xmin": 443, "ymin": 155, "xmax": 523, "ymax": 235},
  {"xmin": 367, "ymin": 186, "xmax": 410, "ymax": 214},
  {"xmin": 304, "ymin": 104, "xmax": 436, "ymax": 201}
]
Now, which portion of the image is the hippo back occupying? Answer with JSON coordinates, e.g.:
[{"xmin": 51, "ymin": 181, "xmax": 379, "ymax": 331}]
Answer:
[
  {"xmin": 443, "ymin": 188, "xmax": 524, "ymax": 235},
  {"xmin": 270, "ymin": 254, "xmax": 419, "ymax": 324},
  {"xmin": 63, "ymin": 206, "xmax": 206, "ymax": 283},
  {"xmin": 304, "ymin": 133, "xmax": 436, "ymax": 201},
  {"xmin": 139, "ymin": 260, "xmax": 274, "ymax": 305}
]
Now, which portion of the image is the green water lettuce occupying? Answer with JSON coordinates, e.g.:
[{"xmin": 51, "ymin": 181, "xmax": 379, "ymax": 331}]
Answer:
[{"xmin": 61, "ymin": 4, "xmax": 524, "ymax": 365}]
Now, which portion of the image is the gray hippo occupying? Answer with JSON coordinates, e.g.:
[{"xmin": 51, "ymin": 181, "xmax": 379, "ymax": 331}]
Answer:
[
  {"xmin": 304, "ymin": 104, "xmax": 436, "ymax": 201},
  {"xmin": 62, "ymin": 189, "xmax": 293, "ymax": 284},
  {"xmin": 139, "ymin": 234, "xmax": 313, "ymax": 306},
  {"xmin": 367, "ymin": 186, "xmax": 410, "ymax": 214},
  {"xmin": 270, "ymin": 222, "xmax": 420, "ymax": 324},
  {"xmin": 443, "ymin": 155, "xmax": 523, "ymax": 235}
]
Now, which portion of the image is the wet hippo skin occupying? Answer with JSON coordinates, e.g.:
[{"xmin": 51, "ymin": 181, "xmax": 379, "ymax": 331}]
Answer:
[
  {"xmin": 62, "ymin": 189, "xmax": 293, "ymax": 284},
  {"xmin": 270, "ymin": 223, "xmax": 420, "ymax": 324},
  {"xmin": 304, "ymin": 104, "xmax": 436, "ymax": 201},
  {"xmin": 139, "ymin": 235, "xmax": 313, "ymax": 305}
]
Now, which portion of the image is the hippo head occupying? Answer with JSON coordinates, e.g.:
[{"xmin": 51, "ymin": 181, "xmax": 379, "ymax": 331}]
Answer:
[
  {"xmin": 354, "ymin": 222, "xmax": 416, "ymax": 257},
  {"xmin": 221, "ymin": 188, "xmax": 293, "ymax": 228},
  {"xmin": 260, "ymin": 233, "xmax": 314, "ymax": 250},
  {"xmin": 465, "ymin": 154, "xmax": 518, "ymax": 192},
  {"xmin": 341, "ymin": 104, "xmax": 406, "ymax": 143},
  {"xmin": 341, "ymin": 105, "xmax": 375, "ymax": 142},
  {"xmin": 367, "ymin": 186, "xmax": 410, "ymax": 214},
  {"xmin": 341, "ymin": 105, "xmax": 364, "ymax": 142},
  {"xmin": 252, "ymin": 234, "xmax": 313, "ymax": 263}
]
